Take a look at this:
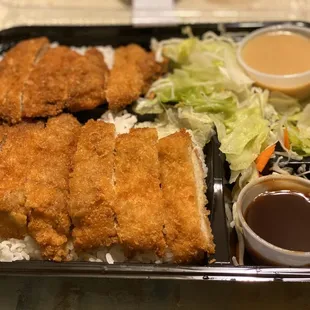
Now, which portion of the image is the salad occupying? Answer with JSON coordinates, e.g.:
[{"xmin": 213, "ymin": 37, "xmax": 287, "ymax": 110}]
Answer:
[{"xmin": 133, "ymin": 29, "xmax": 310, "ymax": 199}]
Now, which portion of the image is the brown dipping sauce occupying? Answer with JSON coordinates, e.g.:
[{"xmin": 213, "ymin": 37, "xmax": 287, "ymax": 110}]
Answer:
[{"xmin": 245, "ymin": 190, "xmax": 310, "ymax": 252}]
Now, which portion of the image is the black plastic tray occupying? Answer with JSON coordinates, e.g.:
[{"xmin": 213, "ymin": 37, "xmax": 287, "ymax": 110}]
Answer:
[{"xmin": 0, "ymin": 22, "xmax": 310, "ymax": 281}]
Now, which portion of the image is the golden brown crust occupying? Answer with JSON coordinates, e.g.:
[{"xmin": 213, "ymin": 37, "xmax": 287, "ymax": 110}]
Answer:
[
  {"xmin": 26, "ymin": 114, "xmax": 81, "ymax": 261},
  {"xmin": 105, "ymin": 54, "xmax": 144, "ymax": 110},
  {"xmin": 69, "ymin": 120, "xmax": 117, "ymax": 251},
  {"xmin": 0, "ymin": 37, "xmax": 49, "ymax": 123},
  {"xmin": 22, "ymin": 46, "xmax": 108, "ymax": 118},
  {"xmin": 0, "ymin": 122, "xmax": 44, "ymax": 239},
  {"xmin": 114, "ymin": 128, "xmax": 166, "ymax": 256},
  {"xmin": 66, "ymin": 48, "xmax": 108, "ymax": 112},
  {"xmin": 158, "ymin": 130, "xmax": 215, "ymax": 263},
  {"xmin": 22, "ymin": 46, "xmax": 78, "ymax": 118},
  {"xmin": 106, "ymin": 44, "xmax": 168, "ymax": 110}
]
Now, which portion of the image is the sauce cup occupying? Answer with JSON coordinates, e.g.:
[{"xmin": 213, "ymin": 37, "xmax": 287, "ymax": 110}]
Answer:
[
  {"xmin": 237, "ymin": 24, "xmax": 310, "ymax": 99},
  {"xmin": 236, "ymin": 174, "xmax": 310, "ymax": 266}
]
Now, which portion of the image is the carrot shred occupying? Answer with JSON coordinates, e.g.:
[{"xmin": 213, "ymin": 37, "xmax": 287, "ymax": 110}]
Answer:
[
  {"xmin": 147, "ymin": 92, "xmax": 155, "ymax": 99},
  {"xmin": 283, "ymin": 127, "xmax": 290, "ymax": 150},
  {"xmin": 255, "ymin": 144, "xmax": 276, "ymax": 173}
]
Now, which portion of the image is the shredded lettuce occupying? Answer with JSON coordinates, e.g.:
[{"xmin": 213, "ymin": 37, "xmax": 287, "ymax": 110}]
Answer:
[
  {"xmin": 144, "ymin": 31, "xmax": 309, "ymax": 191},
  {"xmin": 133, "ymin": 97, "xmax": 164, "ymax": 115},
  {"xmin": 285, "ymin": 104, "xmax": 310, "ymax": 156}
]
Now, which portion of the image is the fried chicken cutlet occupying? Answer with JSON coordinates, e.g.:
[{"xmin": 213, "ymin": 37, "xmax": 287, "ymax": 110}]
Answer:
[
  {"xmin": 69, "ymin": 120, "xmax": 117, "ymax": 251},
  {"xmin": 0, "ymin": 121, "xmax": 44, "ymax": 239},
  {"xmin": 22, "ymin": 46, "xmax": 77, "ymax": 118},
  {"xmin": 0, "ymin": 38, "xmax": 108, "ymax": 123},
  {"xmin": 66, "ymin": 48, "xmax": 108, "ymax": 112},
  {"xmin": 0, "ymin": 114, "xmax": 80, "ymax": 261},
  {"xmin": 114, "ymin": 128, "xmax": 166, "ymax": 257},
  {"xmin": 106, "ymin": 44, "xmax": 168, "ymax": 110},
  {"xmin": 23, "ymin": 46, "xmax": 108, "ymax": 118},
  {"xmin": 158, "ymin": 130, "xmax": 215, "ymax": 263},
  {"xmin": 0, "ymin": 37, "xmax": 49, "ymax": 123},
  {"xmin": 26, "ymin": 114, "xmax": 81, "ymax": 261}
]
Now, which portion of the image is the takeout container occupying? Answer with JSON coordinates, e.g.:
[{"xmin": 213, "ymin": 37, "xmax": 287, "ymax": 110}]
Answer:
[
  {"xmin": 237, "ymin": 24, "xmax": 310, "ymax": 99},
  {"xmin": 236, "ymin": 174, "xmax": 310, "ymax": 267},
  {"xmin": 1, "ymin": 22, "xmax": 310, "ymax": 281}
]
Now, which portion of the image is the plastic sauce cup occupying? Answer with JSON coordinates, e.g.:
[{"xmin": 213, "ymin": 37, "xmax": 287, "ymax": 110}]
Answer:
[
  {"xmin": 237, "ymin": 24, "xmax": 310, "ymax": 100},
  {"xmin": 236, "ymin": 174, "xmax": 310, "ymax": 267}
]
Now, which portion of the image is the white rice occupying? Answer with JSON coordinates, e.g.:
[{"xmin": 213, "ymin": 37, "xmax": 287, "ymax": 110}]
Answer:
[
  {"xmin": 0, "ymin": 236, "xmax": 41, "ymax": 262},
  {"xmin": 100, "ymin": 110, "xmax": 138, "ymax": 134}
]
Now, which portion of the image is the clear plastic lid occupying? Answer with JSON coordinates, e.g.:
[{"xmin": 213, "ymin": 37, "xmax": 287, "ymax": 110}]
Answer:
[{"xmin": 0, "ymin": 0, "xmax": 308, "ymax": 29}]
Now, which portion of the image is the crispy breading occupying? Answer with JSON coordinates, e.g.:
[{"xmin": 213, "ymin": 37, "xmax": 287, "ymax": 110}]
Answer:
[
  {"xmin": 124, "ymin": 44, "xmax": 169, "ymax": 93},
  {"xmin": 22, "ymin": 46, "xmax": 78, "ymax": 118},
  {"xmin": 0, "ymin": 37, "xmax": 49, "ymax": 123},
  {"xmin": 106, "ymin": 44, "xmax": 168, "ymax": 110},
  {"xmin": 105, "ymin": 58, "xmax": 144, "ymax": 110},
  {"xmin": 69, "ymin": 120, "xmax": 117, "ymax": 251},
  {"xmin": 22, "ymin": 46, "xmax": 108, "ymax": 118},
  {"xmin": 26, "ymin": 114, "xmax": 81, "ymax": 261},
  {"xmin": 114, "ymin": 128, "xmax": 166, "ymax": 256},
  {"xmin": 0, "ymin": 122, "xmax": 44, "ymax": 239},
  {"xmin": 66, "ymin": 48, "xmax": 108, "ymax": 112},
  {"xmin": 158, "ymin": 130, "xmax": 215, "ymax": 263}
]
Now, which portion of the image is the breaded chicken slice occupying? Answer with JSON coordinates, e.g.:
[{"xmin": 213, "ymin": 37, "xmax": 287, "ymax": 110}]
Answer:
[
  {"xmin": 114, "ymin": 128, "xmax": 166, "ymax": 257},
  {"xmin": 66, "ymin": 48, "xmax": 108, "ymax": 112},
  {"xmin": 123, "ymin": 44, "xmax": 169, "ymax": 93},
  {"xmin": 0, "ymin": 122, "xmax": 44, "ymax": 239},
  {"xmin": 106, "ymin": 44, "xmax": 168, "ymax": 110},
  {"xmin": 0, "ymin": 37, "xmax": 49, "ymax": 123},
  {"xmin": 69, "ymin": 120, "xmax": 117, "ymax": 251},
  {"xmin": 158, "ymin": 130, "xmax": 215, "ymax": 263},
  {"xmin": 22, "ymin": 46, "xmax": 78, "ymax": 118},
  {"xmin": 23, "ymin": 46, "xmax": 108, "ymax": 118},
  {"xmin": 105, "ymin": 54, "xmax": 144, "ymax": 110},
  {"xmin": 26, "ymin": 114, "xmax": 81, "ymax": 261}
]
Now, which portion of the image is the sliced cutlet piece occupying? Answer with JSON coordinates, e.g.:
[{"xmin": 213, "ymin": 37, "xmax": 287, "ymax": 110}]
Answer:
[
  {"xmin": 0, "ymin": 37, "xmax": 49, "ymax": 123},
  {"xmin": 158, "ymin": 130, "xmax": 215, "ymax": 263},
  {"xmin": 66, "ymin": 48, "xmax": 108, "ymax": 112},
  {"xmin": 114, "ymin": 128, "xmax": 166, "ymax": 257},
  {"xmin": 105, "ymin": 44, "xmax": 169, "ymax": 110},
  {"xmin": 124, "ymin": 44, "xmax": 169, "ymax": 93},
  {"xmin": 69, "ymin": 120, "xmax": 117, "ymax": 251},
  {"xmin": 0, "ymin": 122, "xmax": 44, "ymax": 239},
  {"xmin": 22, "ymin": 46, "xmax": 79, "ymax": 119},
  {"xmin": 105, "ymin": 47, "xmax": 144, "ymax": 110},
  {"xmin": 26, "ymin": 114, "xmax": 81, "ymax": 261}
]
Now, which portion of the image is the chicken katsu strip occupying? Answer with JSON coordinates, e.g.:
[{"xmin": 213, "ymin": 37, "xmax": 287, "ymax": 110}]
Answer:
[
  {"xmin": 0, "ymin": 122, "xmax": 44, "ymax": 239},
  {"xmin": 70, "ymin": 120, "xmax": 117, "ymax": 250},
  {"xmin": 114, "ymin": 128, "xmax": 166, "ymax": 256},
  {"xmin": 105, "ymin": 53, "xmax": 144, "ymax": 110},
  {"xmin": 26, "ymin": 114, "xmax": 81, "ymax": 261},
  {"xmin": 158, "ymin": 130, "xmax": 215, "ymax": 263},
  {"xmin": 66, "ymin": 48, "xmax": 108, "ymax": 112},
  {"xmin": 23, "ymin": 46, "xmax": 108, "ymax": 118},
  {"xmin": 0, "ymin": 37, "xmax": 49, "ymax": 123},
  {"xmin": 22, "ymin": 46, "xmax": 78, "ymax": 118},
  {"xmin": 106, "ymin": 44, "xmax": 168, "ymax": 110},
  {"xmin": 121, "ymin": 44, "xmax": 169, "ymax": 93}
]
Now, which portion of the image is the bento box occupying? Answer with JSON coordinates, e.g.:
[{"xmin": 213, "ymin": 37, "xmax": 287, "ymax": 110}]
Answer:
[{"xmin": 0, "ymin": 22, "xmax": 309, "ymax": 281}]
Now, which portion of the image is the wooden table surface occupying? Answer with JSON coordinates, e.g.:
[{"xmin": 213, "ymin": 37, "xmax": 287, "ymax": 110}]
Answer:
[{"xmin": 0, "ymin": 0, "xmax": 308, "ymax": 28}]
